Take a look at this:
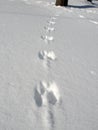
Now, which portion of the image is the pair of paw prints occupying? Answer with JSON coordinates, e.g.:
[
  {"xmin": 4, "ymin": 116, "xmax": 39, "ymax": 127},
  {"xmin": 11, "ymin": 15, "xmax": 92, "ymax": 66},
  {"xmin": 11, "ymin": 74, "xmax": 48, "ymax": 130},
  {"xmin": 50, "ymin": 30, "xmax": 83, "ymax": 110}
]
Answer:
[
  {"xmin": 48, "ymin": 21, "xmax": 56, "ymax": 26},
  {"xmin": 44, "ymin": 26, "xmax": 55, "ymax": 33},
  {"xmin": 34, "ymin": 81, "xmax": 61, "ymax": 107},
  {"xmin": 41, "ymin": 35, "xmax": 54, "ymax": 43},
  {"xmin": 46, "ymin": 17, "xmax": 56, "ymax": 33},
  {"xmin": 39, "ymin": 50, "xmax": 56, "ymax": 61}
]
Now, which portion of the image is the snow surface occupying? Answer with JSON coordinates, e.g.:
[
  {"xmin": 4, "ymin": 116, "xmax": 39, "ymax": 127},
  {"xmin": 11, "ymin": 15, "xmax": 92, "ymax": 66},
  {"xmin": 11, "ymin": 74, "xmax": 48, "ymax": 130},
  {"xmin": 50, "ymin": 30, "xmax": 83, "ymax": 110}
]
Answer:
[{"xmin": 0, "ymin": 0, "xmax": 98, "ymax": 130}]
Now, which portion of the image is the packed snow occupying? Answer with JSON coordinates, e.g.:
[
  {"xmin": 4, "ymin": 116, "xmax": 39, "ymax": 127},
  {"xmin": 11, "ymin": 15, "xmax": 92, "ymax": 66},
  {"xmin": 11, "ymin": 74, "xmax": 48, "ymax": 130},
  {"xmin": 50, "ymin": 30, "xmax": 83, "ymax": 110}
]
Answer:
[{"xmin": 0, "ymin": 0, "xmax": 98, "ymax": 130}]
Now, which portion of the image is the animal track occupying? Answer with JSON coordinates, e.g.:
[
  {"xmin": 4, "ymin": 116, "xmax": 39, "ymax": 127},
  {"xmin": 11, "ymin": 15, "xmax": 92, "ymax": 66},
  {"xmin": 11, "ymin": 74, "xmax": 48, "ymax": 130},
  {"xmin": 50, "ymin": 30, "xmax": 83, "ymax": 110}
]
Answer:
[
  {"xmin": 34, "ymin": 87, "xmax": 43, "ymax": 107},
  {"xmin": 51, "ymin": 17, "xmax": 56, "ymax": 20},
  {"xmin": 34, "ymin": 81, "xmax": 61, "ymax": 107},
  {"xmin": 39, "ymin": 50, "xmax": 56, "ymax": 61},
  {"xmin": 44, "ymin": 26, "xmax": 55, "ymax": 33},
  {"xmin": 35, "ymin": 14, "xmax": 60, "ymax": 129},
  {"xmin": 48, "ymin": 21, "xmax": 56, "ymax": 26},
  {"xmin": 41, "ymin": 35, "xmax": 54, "ymax": 43}
]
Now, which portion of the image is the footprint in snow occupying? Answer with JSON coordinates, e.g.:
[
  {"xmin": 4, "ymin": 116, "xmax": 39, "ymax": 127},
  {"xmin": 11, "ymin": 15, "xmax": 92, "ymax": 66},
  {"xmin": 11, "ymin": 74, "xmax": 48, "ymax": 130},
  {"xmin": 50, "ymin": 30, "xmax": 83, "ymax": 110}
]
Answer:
[
  {"xmin": 34, "ymin": 81, "xmax": 61, "ymax": 107},
  {"xmin": 39, "ymin": 50, "xmax": 56, "ymax": 61},
  {"xmin": 41, "ymin": 35, "xmax": 54, "ymax": 43},
  {"xmin": 44, "ymin": 26, "xmax": 55, "ymax": 33},
  {"xmin": 34, "ymin": 87, "xmax": 43, "ymax": 107},
  {"xmin": 48, "ymin": 21, "xmax": 56, "ymax": 26},
  {"xmin": 49, "ymin": 17, "xmax": 57, "ymax": 23},
  {"xmin": 34, "ymin": 81, "xmax": 61, "ymax": 129},
  {"xmin": 50, "ymin": 17, "xmax": 57, "ymax": 21}
]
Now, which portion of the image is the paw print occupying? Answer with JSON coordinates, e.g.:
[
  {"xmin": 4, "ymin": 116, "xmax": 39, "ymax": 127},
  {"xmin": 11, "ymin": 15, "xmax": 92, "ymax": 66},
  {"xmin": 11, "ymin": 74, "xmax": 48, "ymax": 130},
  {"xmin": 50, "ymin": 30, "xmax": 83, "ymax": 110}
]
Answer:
[{"xmin": 34, "ymin": 81, "xmax": 61, "ymax": 107}]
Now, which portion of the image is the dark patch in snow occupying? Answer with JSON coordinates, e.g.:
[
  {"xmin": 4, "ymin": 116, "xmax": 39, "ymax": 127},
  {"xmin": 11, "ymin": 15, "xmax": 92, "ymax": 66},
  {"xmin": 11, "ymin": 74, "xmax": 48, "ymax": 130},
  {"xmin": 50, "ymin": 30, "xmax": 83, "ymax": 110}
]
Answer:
[
  {"xmin": 34, "ymin": 88, "xmax": 42, "ymax": 107},
  {"xmin": 48, "ymin": 109, "xmax": 55, "ymax": 129},
  {"xmin": 47, "ymin": 91, "xmax": 57, "ymax": 105},
  {"xmin": 68, "ymin": 4, "xmax": 97, "ymax": 9},
  {"xmin": 38, "ymin": 51, "xmax": 44, "ymax": 60}
]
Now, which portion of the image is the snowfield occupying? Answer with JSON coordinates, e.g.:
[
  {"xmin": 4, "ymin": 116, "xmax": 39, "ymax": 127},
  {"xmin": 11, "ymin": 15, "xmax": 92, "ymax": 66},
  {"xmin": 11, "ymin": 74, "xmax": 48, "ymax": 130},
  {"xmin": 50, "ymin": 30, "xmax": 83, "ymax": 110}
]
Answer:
[{"xmin": 0, "ymin": 0, "xmax": 98, "ymax": 130}]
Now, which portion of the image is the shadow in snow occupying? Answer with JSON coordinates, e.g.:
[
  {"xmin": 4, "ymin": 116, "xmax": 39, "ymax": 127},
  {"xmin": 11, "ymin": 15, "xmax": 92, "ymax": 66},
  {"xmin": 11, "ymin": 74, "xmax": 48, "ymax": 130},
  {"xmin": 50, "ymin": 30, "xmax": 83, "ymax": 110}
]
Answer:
[
  {"xmin": 48, "ymin": 110, "xmax": 55, "ymax": 129},
  {"xmin": 47, "ymin": 91, "xmax": 57, "ymax": 105},
  {"xmin": 34, "ymin": 88, "xmax": 42, "ymax": 107},
  {"xmin": 68, "ymin": 4, "xmax": 97, "ymax": 9}
]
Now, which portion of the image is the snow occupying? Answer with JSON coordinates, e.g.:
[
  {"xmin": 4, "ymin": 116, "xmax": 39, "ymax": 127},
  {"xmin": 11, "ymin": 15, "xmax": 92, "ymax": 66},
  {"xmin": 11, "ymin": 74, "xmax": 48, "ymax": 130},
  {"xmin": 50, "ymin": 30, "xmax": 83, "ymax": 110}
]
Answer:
[{"xmin": 0, "ymin": 0, "xmax": 98, "ymax": 130}]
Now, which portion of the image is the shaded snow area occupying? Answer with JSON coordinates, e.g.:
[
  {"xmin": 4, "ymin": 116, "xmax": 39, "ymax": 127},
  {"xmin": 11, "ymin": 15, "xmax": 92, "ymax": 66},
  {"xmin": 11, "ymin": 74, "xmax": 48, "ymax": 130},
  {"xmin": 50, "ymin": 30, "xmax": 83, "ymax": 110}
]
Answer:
[{"xmin": 0, "ymin": 0, "xmax": 98, "ymax": 130}]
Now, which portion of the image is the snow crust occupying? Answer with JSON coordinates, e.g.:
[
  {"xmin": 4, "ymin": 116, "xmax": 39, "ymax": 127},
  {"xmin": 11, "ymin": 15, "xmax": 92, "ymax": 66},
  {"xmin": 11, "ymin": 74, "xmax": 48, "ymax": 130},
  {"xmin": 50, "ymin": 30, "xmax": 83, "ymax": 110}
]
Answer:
[{"xmin": 0, "ymin": 0, "xmax": 98, "ymax": 130}]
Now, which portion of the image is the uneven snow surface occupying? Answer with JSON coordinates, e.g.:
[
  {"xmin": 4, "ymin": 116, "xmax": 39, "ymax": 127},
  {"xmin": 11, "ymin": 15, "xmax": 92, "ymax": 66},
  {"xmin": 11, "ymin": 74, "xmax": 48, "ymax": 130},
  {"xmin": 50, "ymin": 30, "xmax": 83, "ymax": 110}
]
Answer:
[{"xmin": 0, "ymin": 0, "xmax": 98, "ymax": 130}]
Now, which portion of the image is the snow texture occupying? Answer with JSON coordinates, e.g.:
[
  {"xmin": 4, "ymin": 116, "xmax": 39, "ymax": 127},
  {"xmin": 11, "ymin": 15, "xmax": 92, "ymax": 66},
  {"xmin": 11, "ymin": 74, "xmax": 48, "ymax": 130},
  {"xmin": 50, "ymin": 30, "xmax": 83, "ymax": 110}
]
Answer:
[{"xmin": 0, "ymin": 0, "xmax": 98, "ymax": 130}]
